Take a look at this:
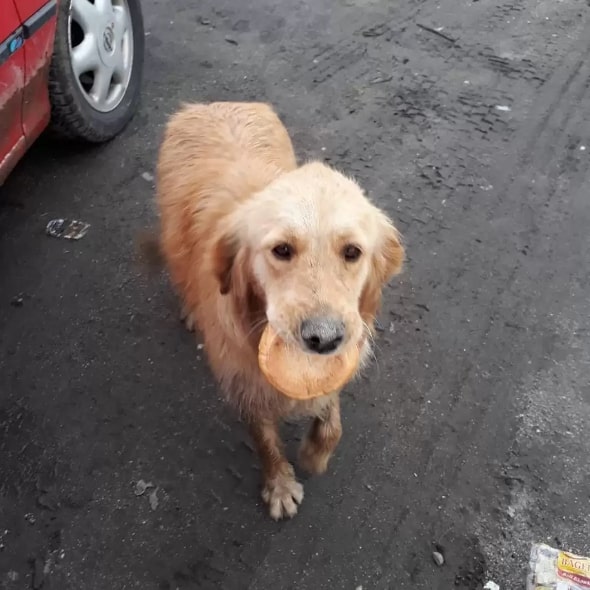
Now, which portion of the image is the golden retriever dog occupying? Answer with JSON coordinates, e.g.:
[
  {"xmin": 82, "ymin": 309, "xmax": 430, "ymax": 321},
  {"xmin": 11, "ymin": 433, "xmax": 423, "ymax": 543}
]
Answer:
[{"xmin": 154, "ymin": 102, "xmax": 404, "ymax": 520}]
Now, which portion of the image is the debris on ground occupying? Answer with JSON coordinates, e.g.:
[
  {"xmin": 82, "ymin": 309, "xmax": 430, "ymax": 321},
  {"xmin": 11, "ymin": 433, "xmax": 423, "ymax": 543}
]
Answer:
[
  {"xmin": 141, "ymin": 171, "xmax": 154, "ymax": 182},
  {"xmin": 133, "ymin": 479, "xmax": 160, "ymax": 510},
  {"xmin": 484, "ymin": 581, "xmax": 500, "ymax": 590},
  {"xmin": 416, "ymin": 22, "xmax": 458, "ymax": 45},
  {"xmin": 495, "ymin": 105, "xmax": 512, "ymax": 112},
  {"xmin": 432, "ymin": 551, "xmax": 445, "ymax": 566},
  {"xmin": 369, "ymin": 75, "xmax": 393, "ymax": 85},
  {"xmin": 361, "ymin": 23, "xmax": 388, "ymax": 37},
  {"xmin": 148, "ymin": 487, "xmax": 159, "ymax": 511},
  {"xmin": 527, "ymin": 543, "xmax": 590, "ymax": 589},
  {"xmin": 45, "ymin": 219, "xmax": 90, "ymax": 240},
  {"xmin": 133, "ymin": 479, "xmax": 154, "ymax": 496},
  {"xmin": 133, "ymin": 480, "xmax": 160, "ymax": 511}
]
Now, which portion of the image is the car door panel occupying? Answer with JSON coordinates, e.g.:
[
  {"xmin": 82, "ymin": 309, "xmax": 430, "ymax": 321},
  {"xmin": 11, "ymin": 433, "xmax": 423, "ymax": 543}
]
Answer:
[
  {"xmin": 13, "ymin": 0, "xmax": 53, "ymax": 21},
  {"xmin": 0, "ymin": 0, "xmax": 26, "ymax": 185},
  {"xmin": 15, "ymin": 0, "xmax": 58, "ymax": 144}
]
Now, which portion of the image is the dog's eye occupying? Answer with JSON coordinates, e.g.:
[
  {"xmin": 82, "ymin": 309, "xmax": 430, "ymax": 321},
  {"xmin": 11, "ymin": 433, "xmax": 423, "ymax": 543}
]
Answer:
[
  {"xmin": 343, "ymin": 244, "xmax": 362, "ymax": 262},
  {"xmin": 272, "ymin": 243, "xmax": 294, "ymax": 261}
]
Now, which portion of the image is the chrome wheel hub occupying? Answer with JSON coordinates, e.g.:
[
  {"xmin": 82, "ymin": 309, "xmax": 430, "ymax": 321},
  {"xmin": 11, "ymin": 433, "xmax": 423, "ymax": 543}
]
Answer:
[{"xmin": 68, "ymin": 0, "xmax": 134, "ymax": 112}]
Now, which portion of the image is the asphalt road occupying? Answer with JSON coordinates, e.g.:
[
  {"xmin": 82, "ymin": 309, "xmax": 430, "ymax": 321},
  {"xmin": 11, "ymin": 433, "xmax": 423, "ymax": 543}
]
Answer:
[{"xmin": 2, "ymin": 0, "xmax": 590, "ymax": 588}]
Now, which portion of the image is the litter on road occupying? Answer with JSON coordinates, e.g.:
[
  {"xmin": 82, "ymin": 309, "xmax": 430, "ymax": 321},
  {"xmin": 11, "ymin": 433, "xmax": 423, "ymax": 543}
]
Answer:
[
  {"xmin": 527, "ymin": 543, "xmax": 590, "ymax": 590},
  {"xmin": 45, "ymin": 219, "xmax": 90, "ymax": 240}
]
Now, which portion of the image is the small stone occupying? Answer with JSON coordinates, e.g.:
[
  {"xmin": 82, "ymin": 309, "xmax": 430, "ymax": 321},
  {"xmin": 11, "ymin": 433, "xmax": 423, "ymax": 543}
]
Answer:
[
  {"xmin": 484, "ymin": 582, "xmax": 500, "ymax": 590},
  {"xmin": 198, "ymin": 16, "xmax": 211, "ymax": 25},
  {"xmin": 24, "ymin": 513, "xmax": 36, "ymax": 525},
  {"xmin": 432, "ymin": 551, "xmax": 445, "ymax": 566},
  {"xmin": 141, "ymin": 171, "xmax": 154, "ymax": 182},
  {"xmin": 10, "ymin": 296, "xmax": 23, "ymax": 307}
]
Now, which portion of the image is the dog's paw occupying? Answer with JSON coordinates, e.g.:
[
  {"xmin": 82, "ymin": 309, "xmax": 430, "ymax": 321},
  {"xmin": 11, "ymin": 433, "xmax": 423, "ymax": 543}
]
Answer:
[
  {"xmin": 261, "ymin": 471, "xmax": 304, "ymax": 520},
  {"xmin": 298, "ymin": 438, "xmax": 331, "ymax": 475},
  {"xmin": 179, "ymin": 303, "xmax": 196, "ymax": 332}
]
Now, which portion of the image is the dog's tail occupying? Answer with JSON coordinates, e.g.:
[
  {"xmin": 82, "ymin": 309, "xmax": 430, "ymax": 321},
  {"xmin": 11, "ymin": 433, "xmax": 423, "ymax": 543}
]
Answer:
[{"xmin": 135, "ymin": 229, "xmax": 165, "ymax": 273}]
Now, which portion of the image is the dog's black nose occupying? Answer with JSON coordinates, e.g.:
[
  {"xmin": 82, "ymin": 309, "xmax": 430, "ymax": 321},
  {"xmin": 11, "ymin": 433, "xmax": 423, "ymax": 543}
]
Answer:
[{"xmin": 300, "ymin": 317, "xmax": 345, "ymax": 354}]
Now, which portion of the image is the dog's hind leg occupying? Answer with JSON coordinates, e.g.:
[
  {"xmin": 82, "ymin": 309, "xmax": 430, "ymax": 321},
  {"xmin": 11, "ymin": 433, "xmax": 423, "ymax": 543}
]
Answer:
[
  {"xmin": 298, "ymin": 395, "xmax": 342, "ymax": 475},
  {"xmin": 249, "ymin": 418, "xmax": 304, "ymax": 520}
]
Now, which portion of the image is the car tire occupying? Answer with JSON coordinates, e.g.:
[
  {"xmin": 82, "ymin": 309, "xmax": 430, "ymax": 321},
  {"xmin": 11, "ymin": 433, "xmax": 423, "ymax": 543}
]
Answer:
[{"xmin": 48, "ymin": 0, "xmax": 145, "ymax": 142}]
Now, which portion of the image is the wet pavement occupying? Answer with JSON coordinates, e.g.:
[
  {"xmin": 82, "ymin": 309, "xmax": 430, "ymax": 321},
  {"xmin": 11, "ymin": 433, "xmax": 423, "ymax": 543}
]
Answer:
[{"xmin": 1, "ymin": 0, "xmax": 590, "ymax": 588}]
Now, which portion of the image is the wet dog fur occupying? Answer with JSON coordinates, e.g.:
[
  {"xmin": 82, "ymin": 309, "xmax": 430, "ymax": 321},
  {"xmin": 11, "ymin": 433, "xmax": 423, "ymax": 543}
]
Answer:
[{"xmin": 153, "ymin": 102, "xmax": 404, "ymax": 519}]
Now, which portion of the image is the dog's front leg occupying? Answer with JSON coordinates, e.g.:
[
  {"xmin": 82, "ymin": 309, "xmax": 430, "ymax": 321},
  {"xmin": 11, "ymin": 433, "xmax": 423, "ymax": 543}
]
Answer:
[
  {"xmin": 299, "ymin": 395, "xmax": 342, "ymax": 475},
  {"xmin": 249, "ymin": 418, "xmax": 304, "ymax": 520},
  {"xmin": 179, "ymin": 301, "xmax": 195, "ymax": 332}
]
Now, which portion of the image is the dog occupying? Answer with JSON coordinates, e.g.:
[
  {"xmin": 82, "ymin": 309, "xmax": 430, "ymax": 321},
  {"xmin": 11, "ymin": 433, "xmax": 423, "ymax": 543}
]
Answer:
[{"xmin": 153, "ymin": 102, "xmax": 404, "ymax": 520}]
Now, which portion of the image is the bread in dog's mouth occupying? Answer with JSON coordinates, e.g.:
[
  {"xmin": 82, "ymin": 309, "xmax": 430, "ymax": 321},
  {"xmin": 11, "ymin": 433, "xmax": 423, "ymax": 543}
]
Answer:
[{"xmin": 258, "ymin": 324, "xmax": 360, "ymax": 400}]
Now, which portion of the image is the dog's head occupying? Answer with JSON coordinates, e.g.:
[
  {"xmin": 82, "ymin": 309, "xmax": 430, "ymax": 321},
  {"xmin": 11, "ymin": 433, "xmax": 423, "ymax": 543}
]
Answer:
[{"xmin": 212, "ymin": 161, "xmax": 404, "ymax": 354}]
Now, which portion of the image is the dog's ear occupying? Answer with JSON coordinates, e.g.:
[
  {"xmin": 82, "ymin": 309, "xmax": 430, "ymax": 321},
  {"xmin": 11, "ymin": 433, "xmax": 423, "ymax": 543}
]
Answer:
[
  {"xmin": 359, "ymin": 215, "xmax": 404, "ymax": 323},
  {"xmin": 374, "ymin": 215, "xmax": 404, "ymax": 283},
  {"xmin": 211, "ymin": 222, "xmax": 264, "ymax": 341},
  {"xmin": 212, "ymin": 227, "xmax": 240, "ymax": 295}
]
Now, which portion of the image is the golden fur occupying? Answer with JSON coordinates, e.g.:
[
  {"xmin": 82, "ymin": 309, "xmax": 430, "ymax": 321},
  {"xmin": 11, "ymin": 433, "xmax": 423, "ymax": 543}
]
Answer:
[{"xmin": 155, "ymin": 102, "xmax": 404, "ymax": 519}]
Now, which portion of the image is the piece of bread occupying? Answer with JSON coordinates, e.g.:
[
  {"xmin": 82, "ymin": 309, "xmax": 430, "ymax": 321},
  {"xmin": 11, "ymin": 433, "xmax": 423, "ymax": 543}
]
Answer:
[{"xmin": 258, "ymin": 324, "xmax": 360, "ymax": 400}]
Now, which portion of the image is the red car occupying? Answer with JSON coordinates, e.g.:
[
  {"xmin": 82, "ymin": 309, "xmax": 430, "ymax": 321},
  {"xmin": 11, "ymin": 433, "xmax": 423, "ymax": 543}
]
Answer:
[{"xmin": 0, "ymin": 0, "xmax": 144, "ymax": 185}]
